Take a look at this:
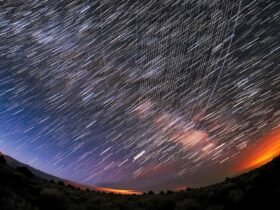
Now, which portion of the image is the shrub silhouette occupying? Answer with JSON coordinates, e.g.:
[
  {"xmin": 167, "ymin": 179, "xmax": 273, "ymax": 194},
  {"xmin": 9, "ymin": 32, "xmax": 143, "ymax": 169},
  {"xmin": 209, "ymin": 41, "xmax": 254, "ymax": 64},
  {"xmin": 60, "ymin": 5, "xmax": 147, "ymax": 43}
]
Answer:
[
  {"xmin": 147, "ymin": 191, "xmax": 154, "ymax": 195},
  {"xmin": 39, "ymin": 188, "xmax": 69, "ymax": 210},
  {"xmin": 226, "ymin": 189, "xmax": 244, "ymax": 204},
  {"xmin": 176, "ymin": 199, "xmax": 202, "ymax": 210},
  {"xmin": 57, "ymin": 181, "xmax": 65, "ymax": 186},
  {"xmin": 49, "ymin": 180, "xmax": 55, "ymax": 184},
  {"xmin": 1, "ymin": 154, "xmax": 280, "ymax": 210},
  {"xmin": 16, "ymin": 167, "xmax": 34, "ymax": 178}
]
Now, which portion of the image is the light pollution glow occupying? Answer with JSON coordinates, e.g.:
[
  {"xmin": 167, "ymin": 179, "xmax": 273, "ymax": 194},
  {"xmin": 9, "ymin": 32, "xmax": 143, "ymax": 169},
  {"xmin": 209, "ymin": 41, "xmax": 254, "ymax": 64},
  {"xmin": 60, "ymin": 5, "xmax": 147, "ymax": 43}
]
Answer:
[
  {"xmin": 233, "ymin": 127, "xmax": 280, "ymax": 173},
  {"xmin": 96, "ymin": 127, "xmax": 280, "ymax": 194},
  {"xmin": 95, "ymin": 187, "xmax": 142, "ymax": 195}
]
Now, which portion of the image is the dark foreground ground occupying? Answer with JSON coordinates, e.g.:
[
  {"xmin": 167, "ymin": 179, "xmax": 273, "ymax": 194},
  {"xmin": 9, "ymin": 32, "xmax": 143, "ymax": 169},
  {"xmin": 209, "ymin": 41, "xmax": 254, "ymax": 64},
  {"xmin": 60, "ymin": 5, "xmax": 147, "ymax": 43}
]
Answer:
[{"xmin": 0, "ymin": 154, "xmax": 280, "ymax": 210}]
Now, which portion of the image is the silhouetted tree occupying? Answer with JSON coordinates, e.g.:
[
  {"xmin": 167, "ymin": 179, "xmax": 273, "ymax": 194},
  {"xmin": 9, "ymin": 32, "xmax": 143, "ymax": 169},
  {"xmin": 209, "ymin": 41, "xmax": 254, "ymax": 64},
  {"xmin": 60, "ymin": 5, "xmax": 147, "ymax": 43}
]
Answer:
[
  {"xmin": 147, "ymin": 191, "xmax": 154, "ymax": 195},
  {"xmin": 166, "ymin": 190, "xmax": 174, "ymax": 194}
]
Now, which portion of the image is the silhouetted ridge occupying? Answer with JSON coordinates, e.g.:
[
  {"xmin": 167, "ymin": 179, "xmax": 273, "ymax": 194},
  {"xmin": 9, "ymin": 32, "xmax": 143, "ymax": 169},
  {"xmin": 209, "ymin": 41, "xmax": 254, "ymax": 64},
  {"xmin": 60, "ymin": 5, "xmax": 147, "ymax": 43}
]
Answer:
[
  {"xmin": 0, "ymin": 155, "xmax": 6, "ymax": 165},
  {"xmin": 0, "ymin": 153, "xmax": 280, "ymax": 210}
]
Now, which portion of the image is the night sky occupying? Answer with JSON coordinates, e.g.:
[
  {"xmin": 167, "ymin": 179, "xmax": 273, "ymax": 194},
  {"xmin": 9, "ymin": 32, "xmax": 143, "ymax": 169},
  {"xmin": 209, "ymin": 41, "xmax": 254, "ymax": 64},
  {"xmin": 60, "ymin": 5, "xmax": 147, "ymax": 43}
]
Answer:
[{"xmin": 0, "ymin": 0, "xmax": 279, "ymax": 192}]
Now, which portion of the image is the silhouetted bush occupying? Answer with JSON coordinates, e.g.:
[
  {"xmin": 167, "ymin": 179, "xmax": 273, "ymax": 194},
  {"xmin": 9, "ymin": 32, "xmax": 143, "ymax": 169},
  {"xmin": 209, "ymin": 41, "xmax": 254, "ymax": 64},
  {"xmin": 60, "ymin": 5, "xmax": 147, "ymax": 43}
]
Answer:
[
  {"xmin": 39, "ymin": 188, "xmax": 69, "ymax": 210},
  {"xmin": 16, "ymin": 167, "xmax": 34, "ymax": 178},
  {"xmin": 166, "ymin": 190, "xmax": 174, "ymax": 194},
  {"xmin": 147, "ymin": 191, "xmax": 154, "ymax": 195},
  {"xmin": 226, "ymin": 189, "xmax": 244, "ymax": 204},
  {"xmin": 49, "ymin": 180, "xmax": 55, "ymax": 184},
  {"xmin": 161, "ymin": 198, "xmax": 176, "ymax": 210},
  {"xmin": 176, "ymin": 199, "xmax": 202, "ymax": 210},
  {"xmin": 1, "ymin": 196, "xmax": 38, "ymax": 210},
  {"xmin": 206, "ymin": 205, "xmax": 224, "ymax": 210},
  {"xmin": 66, "ymin": 184, "xmax": 76, "ymax": 191},
  {"xmin": 57, "ymin": 181, "xmax": 65, "ymax": 186}
]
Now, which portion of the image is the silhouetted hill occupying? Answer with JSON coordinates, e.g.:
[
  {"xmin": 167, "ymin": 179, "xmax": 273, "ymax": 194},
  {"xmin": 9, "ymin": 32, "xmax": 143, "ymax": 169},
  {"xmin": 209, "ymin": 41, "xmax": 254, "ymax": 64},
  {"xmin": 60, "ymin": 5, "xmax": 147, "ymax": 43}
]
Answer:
[
  {"xmin": 0, "ymin": 153, "xmax": 280, "ymax": 210},
  {"xmin": 0, "ymin": 152, "xmax": 99, "ymax": 192},
  {"xmin": 2, "ymin": 153, "xmax": 62, "ymax": 182}
]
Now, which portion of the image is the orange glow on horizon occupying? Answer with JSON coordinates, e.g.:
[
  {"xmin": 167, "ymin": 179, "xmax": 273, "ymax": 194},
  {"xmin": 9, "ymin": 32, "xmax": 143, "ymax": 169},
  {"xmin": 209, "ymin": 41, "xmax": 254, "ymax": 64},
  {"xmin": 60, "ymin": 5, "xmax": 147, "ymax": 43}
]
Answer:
[
  {"xmin": 173, "ymin": 185, "xmax": 189, "ymax": 191},
  {"xmin": 233, "ymin": 127, "xmax": 280, "ymax": 173},
  {"xmin": 95, "ymin": 187, "xmax": 142, "ymax": 195},
  {"xmin": 62, "ymin": 181, "xmax": 142, "ymax": 195}
]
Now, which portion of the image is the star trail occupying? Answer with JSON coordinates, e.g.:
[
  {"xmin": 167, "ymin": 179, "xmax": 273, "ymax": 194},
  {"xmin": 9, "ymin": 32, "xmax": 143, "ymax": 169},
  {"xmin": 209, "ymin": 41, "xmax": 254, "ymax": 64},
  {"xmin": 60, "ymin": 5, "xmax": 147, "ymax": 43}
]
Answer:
[{"xmin": 0, "ymin": 0, "xmax": 279, "ymax": 191}]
